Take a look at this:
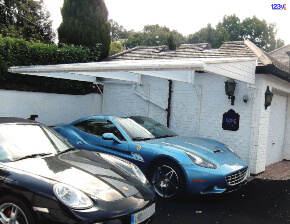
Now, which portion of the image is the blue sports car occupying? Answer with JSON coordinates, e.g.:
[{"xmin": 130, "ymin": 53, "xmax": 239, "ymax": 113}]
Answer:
[{"xmin": 53, "ymin": 115, "xmax": 248, "ymax": 199}]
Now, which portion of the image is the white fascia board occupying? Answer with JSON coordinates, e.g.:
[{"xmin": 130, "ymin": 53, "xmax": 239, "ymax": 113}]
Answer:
[{"xmin": 8, "ymin": 59, "xmax": 205, "ymax": 73}]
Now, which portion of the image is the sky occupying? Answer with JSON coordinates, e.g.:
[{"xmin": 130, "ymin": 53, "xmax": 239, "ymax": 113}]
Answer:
[{"xmin": 43, "ymin": 0, "xmax": 290, "ymax": 45}]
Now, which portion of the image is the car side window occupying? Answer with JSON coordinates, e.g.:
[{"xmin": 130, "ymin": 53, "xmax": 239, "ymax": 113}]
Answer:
[{"xmin": 74, "ymin": 119, "xmax": 126, "ymax": 141}]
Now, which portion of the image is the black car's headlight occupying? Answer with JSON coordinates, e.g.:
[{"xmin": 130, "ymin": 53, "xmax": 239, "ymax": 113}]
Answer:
[
  {"xmin": 53, "ymin": 183, "xmax": 93, "ymax": 209},
  {"xmin": 186, "ymin": 152, "xmax": 217, "ymax": 169}
]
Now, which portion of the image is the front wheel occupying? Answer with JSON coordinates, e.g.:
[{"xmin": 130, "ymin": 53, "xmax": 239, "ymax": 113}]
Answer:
[
  {"xmin": 150, "ymin": 160, "xmax": 186, "ymax": 200},
  {"xmin": 0, "ymin": 196, "xmax": 36, "ymax": 224}
]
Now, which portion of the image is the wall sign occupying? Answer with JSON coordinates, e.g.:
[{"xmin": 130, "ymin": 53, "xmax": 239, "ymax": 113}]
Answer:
[{"xmin": 222, "ymin": 109, "xmax": 240, "ymax": 131}]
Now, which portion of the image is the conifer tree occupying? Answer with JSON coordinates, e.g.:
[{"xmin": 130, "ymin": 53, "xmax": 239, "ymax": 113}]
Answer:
[{"xmin": 58, "ymin": 0, "xmax": 111, "ymax": 59}]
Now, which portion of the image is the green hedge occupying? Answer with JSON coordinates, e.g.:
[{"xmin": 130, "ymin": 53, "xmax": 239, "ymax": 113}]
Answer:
[{"xmin": 0, "ymin": 36, "xmax": 101, "ymax": 95}]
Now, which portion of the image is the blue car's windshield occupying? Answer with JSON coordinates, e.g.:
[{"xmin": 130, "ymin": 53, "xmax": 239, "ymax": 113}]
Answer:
[
  {"xmin": 0, "ymin": 124, "xmax": 73, "ymax": 162},
  {"xmin": 114, "ymin": 116, "xmax": 177, "ymax": 141}
]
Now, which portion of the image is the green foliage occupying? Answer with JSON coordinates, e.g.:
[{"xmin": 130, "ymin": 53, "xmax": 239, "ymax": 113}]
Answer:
[
  {"xmin": 58, "ymin": 0, "xmax": 111, "ymax": 59},
  {"xmin": 167, "ymin": 33, "xmax": 176, "ymax": 50},
  {"xmin": 109, "ymin": 20, "xmax": 132, "ymax": 42},
  {"xmin": 0, "ymin": 0, "xmax": 55, "ymax": 43},
  {"xmin": 186, "ymin": 14, "xmax": 284, "ymax": 52},
  {"xmin": 109, "ymin": 41, "xmax": 125, "ymax": 56},
  {"xmin": 123, "ymin": 25, "xmax": 185, "ymax": 49},
  {"xmin": 0, "ymin": 35, "xmax": 97, "ymax": 94}
]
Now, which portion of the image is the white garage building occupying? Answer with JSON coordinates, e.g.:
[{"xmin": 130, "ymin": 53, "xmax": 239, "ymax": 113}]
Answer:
[{"xmin": 8, "ymin": 40, "xmax": 290, "ymax": 175}]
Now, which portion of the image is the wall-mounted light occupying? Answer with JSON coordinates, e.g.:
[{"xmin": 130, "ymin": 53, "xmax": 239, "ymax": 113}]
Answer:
[
  {"xmin": 265, "ymin": 86, "xmax": 273, "ymax": 110},
  {"xmin": 225, "ymin": 78, "xmax": 237, "ymax": 105}
]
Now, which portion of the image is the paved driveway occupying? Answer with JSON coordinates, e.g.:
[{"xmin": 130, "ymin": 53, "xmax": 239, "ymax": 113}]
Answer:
[{"xmin": 152, "ymin": 179, "xmax": 290, "ymax": 224}]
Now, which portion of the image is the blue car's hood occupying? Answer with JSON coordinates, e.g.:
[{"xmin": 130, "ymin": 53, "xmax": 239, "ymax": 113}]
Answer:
[{"xmin": 145, "ymin": 136, "xmax": 245, "ymax": 166}]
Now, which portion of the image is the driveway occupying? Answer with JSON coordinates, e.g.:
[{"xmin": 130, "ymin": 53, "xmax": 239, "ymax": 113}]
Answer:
[{"xmin": 152, "ymin": 178, "xmax": 290, "ymax": 224}]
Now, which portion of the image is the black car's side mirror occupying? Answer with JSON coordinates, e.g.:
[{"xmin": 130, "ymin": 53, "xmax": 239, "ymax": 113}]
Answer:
[{"xmin": 102, "ymin": 133, "xmax": 121, "ymax": 144}]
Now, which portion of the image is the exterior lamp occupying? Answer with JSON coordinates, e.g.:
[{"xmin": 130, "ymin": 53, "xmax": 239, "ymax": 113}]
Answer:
[
  {"xmin": 225, "ymin": 78, "xmax": 237, "ymax": 105},
  {"xmin": 265, "ymin": 86, "xmax": 273, "ymax": 110}
]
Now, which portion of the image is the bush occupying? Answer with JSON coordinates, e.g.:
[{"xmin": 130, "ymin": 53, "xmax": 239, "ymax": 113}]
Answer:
[{"xmin": 0, "ymin": 36, "xmax": 101, "ymax": 95}]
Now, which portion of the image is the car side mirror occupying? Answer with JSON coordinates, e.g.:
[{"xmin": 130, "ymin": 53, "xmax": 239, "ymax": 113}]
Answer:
[{"xmin": 102, "ymin": 133, "xmax": 121, "ymax": 144}]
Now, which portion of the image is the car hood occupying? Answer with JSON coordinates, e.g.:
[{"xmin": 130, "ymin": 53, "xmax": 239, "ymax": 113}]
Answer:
[
  {"xmin": 5, "ymin": 150, "xmax": 143, "ymax": 202},
  {"xmin": 145, "ymin": 136, "xmax": 245, "ymax": 165}
]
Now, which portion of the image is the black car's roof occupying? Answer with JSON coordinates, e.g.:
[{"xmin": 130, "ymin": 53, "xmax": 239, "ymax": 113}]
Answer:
[{"xmin": 0, "ymin": 117, "xmax": 38, "ymax": 124}]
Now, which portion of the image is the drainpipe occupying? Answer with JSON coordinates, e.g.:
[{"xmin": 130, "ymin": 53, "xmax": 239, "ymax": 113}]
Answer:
[{"xmin": 166, "ymin": 80, "xmax": 173, "ymax": 128}]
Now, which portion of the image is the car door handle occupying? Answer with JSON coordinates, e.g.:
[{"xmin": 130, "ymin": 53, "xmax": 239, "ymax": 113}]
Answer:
[{"xmin": 77, "ymin": 140, "xmax": 83, "ymax": 145}]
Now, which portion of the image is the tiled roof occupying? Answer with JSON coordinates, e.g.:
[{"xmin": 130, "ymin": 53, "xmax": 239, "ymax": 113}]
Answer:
[
  {"xmin": 105, "ymin": 40, "xmax": 290, "ymax": 81},
  {"xmin": 105, "ymin": 41, "xmax": 256, "ymax": 61},
  {"xmin": 269, "ymin": 44, "xmax": 290, "ymax": 66}
]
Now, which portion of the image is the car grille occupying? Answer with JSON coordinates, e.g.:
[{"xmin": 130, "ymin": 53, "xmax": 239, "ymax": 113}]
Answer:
[{"xmin": 226, "ymin": 168, "xmax": 248, "ymax": 186}]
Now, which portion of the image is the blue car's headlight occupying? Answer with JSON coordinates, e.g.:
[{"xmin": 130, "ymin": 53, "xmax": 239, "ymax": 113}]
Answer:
[{"xmin": 186, "ymin": 152, "xmax": 217, "ymax": 169}]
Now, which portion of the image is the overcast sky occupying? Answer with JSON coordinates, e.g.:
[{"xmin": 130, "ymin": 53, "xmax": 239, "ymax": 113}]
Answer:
[{"xmin": 43, "ymin": 0, "xmax": 290, "ymax": 45}]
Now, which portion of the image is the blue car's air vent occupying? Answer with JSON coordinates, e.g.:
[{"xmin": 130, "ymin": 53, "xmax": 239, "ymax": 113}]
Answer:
[{"xmin": 226, "ymin": 168, "xmax": 248, "ymax": 186}]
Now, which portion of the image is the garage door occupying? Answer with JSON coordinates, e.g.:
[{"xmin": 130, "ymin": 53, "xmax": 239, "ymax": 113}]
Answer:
[{"xmin": 266, "ymin": 92, "xmax": 287, "ymax": 166}]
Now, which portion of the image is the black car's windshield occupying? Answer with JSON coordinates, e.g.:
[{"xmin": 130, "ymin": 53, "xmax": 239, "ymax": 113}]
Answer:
[
  {"xmin": 115, "ymin": 116, "xmax": 177, "ymax": 141},
  {"xmin": 0, "ymin": 124, "xmax": 73, "ymax": 162}
]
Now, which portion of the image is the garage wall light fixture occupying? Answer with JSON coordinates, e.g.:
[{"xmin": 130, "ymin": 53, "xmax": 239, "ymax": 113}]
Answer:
[
  {"xmin": 265, "ymin": 86, "xmax": 273, "ymax": 110},
  {"xmin": 225, "ymin": 78, "xmax": 237, "ymax": 105}
]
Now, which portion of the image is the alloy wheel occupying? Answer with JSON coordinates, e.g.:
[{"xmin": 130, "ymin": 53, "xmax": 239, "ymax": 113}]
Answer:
[
  {"xmin": 152, "ymin": 165, "xmax": 179, "ymax": 198},
  {"xmin": 0, "ymin": 203, "xmax": 28, "ymax": 224}
]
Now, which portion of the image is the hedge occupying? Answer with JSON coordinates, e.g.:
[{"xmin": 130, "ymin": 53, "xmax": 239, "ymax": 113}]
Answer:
[{"xmin": 0, "ymin": 35, "xmax": 101, "ymax": 95}]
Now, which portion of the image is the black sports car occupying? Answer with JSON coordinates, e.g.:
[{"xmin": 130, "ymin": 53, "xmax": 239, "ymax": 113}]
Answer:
[{"xmin": 0, "ymin": 118, "xmax": 155, "ymax": 224}]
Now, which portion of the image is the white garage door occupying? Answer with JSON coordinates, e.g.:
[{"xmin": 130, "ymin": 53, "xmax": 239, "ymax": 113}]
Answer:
[{"xmin": 266, "ymin": 92, "xmax": 287, "ymax": 166}]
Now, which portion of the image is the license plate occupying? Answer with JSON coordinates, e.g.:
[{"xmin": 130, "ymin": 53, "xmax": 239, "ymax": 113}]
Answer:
[{"xmin": 131, "ymin": 203, "xmax": 155, "ymax": 224}]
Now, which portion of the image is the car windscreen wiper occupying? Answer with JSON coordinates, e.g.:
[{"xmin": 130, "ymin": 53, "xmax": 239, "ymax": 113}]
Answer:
[
  {"xmin": 57, "ymin": 147, "xmax": 77, "ymax": 155},
  {"xmin": 154, "ymin": 135, "xmax": 177, "ymax": 139},
  {"xmin": 132, "ymin": 137, "xmax": 155, "ymax": 141},
  {"xmin": 14, "ymin": 153, "xmax": 53, "ymax": 162}
]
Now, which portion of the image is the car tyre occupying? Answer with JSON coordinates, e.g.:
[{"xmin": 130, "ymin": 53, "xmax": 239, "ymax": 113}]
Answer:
[
  {"xmin": 149, "ymin": 160, "xmax": 186, "ymax": 200},
  {"xmin": 0, "ymin": 196, "xmax": 36, "ymax": 224}
]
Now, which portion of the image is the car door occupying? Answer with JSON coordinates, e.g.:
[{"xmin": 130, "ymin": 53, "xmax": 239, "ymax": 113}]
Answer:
[{"xmin": 73, "ymin": 119, "xmax": 132, "ymax": 160}]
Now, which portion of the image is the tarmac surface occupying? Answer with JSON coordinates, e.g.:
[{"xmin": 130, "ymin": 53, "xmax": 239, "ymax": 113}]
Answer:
[{"xmin": 152, "ymin": 179, "xmax": 290, "ymax": 224}]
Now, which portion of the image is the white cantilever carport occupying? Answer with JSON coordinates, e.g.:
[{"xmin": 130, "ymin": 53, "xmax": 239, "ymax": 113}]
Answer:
[
  {"xmin": 8, "ymin": 57, "xmax": 261, "ymax": 174},
  {"xmin": 8, "ymin": 57, "xmax": 257, "ymax": 85}
]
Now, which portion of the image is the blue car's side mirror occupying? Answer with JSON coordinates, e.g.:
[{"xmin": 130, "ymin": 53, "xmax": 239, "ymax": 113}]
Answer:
[{"xmin": 102, "ymin": 133, "xmax": 121, "ymax": 144}]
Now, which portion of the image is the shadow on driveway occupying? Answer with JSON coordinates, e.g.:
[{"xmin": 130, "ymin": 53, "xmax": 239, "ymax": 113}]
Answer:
[{"xmin": 153, "ymin": 179, "xmax": 290, "ymax": 224}]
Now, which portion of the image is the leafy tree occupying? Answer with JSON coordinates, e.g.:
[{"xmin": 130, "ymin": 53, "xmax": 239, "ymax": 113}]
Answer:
[
  {"xmin": 186, "ymin": 15, "xmax": 284, "ymax": 52},
  {"xmin": 123, "ymin": 24, "xmax": 185, "ymax": 49},
  {"xmin": 241, "ymin": 16, "xmax": 277, "ymax": 52},
  {"xmin": 109, "ymin": 19, "xmax": 131, "ymax": 42},
  {"xmin": 58, "ymin": 0, "xmax": 111, "ymax": 59},
  {"xmin": 109, "ymin": 41, "xmax": 124, "ymax": 56},
  {"xmin": 0, "ymin": 0, "xmax": 55, "ymax": 43},
  {"xmin": 187, "ymin": 24, "xmax": 215, "ymax": 45}
]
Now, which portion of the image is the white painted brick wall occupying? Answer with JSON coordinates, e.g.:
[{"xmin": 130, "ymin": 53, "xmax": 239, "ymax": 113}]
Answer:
[
  {"xmin": 195, "ymin": 73, "xmax": 254, "ymax": 164},
  {"xmin": 284, "ymin": 95, "xmax": 290, "ymax": 160},
  {"xmin": 251, "ymin": 74, "xmax": 290, "ymax": 174},
  {"xmin": 0, "ymin": 90, "xmax": 102, "ymax": 126}
]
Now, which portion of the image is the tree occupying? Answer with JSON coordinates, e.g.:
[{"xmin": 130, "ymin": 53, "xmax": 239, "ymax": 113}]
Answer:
[
  {"xmin": 58, "ymin": 0, "xmax": 111, "ymax": 59},
  {"xmin": 241, "ymin": 16, "xmax": 277, "ymax": 52},
  {"xmin": 109, "ymin": 19, "xmax": 131, "ymax": 42},
  {"xmin": 186, "ymin": 15, "xmax": 284, "ymax": 52},
  {"xmin": 0, "ymin": 0, "xmax": 55, "ymax": 43},
  {"xmin": 123, "ymin": 24, "xmax": 185, "ymax": 49},
  {"xmin": 109, "ymin": 41, "xmax": 124, "ymax": 56}
]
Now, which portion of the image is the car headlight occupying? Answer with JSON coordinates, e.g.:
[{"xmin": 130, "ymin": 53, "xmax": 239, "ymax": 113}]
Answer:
[
  {"xmin": 99, "ymin": 153, "xmax": 148, "ymax": 184},
  {"xmin": 53, "ymin": 183, "xmax": 93, "ymax": 209},
  {"xmin": 130, "ymin": 163, "xmax": 148, "ymax": 184},
  {"xmin": 186, "ymin": 152, "xmax": 217, "ymax": 169}
]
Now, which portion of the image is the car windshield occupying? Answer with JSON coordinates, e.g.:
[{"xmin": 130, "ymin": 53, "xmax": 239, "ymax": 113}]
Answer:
[
  {"xmin": 0, "ymin": 124, "xmax": 73, "ymax": 163},
  {"xmin": 114, "ymin": 116, "xmax": 177, "ymax": 141}
]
